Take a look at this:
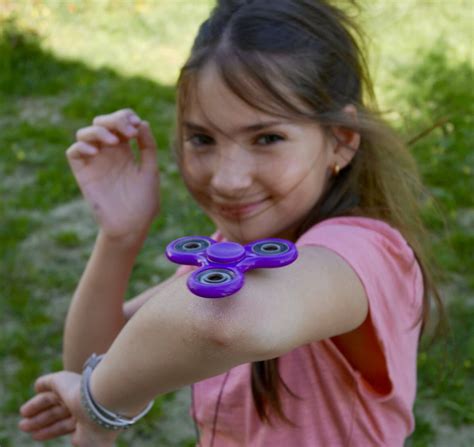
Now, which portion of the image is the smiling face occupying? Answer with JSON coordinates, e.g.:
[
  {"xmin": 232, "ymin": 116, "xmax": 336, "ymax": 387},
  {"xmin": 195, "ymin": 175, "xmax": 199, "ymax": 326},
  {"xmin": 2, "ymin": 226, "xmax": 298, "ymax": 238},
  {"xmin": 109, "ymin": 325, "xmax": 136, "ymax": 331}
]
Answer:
[{"xmin": 179, "ymin": 64, "xmax": 339, "ymax": 244}]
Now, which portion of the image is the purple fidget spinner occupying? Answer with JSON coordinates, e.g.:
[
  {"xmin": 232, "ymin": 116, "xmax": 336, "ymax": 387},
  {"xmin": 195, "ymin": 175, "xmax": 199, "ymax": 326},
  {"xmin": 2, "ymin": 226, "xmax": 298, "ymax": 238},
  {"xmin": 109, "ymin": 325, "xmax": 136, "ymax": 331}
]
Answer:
[{"xmin": 165, "ymin": 236, "xmax": 298, "ymax": 298}]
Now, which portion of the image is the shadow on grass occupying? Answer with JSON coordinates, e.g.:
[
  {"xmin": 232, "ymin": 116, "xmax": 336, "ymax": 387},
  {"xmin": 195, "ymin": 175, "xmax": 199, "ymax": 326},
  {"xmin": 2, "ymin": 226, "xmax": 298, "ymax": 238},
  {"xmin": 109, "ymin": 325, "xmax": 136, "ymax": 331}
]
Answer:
[
  {"xmin": 401, "ymin": 42, "xmax": 473, "ymax": 210},
  {"xmin": 1, "ymin": 16, "xmax": 175, "ymax": 206},
  {"xmin": 400, "ymin": 44, "xmax": 474, "ymax": 447}
]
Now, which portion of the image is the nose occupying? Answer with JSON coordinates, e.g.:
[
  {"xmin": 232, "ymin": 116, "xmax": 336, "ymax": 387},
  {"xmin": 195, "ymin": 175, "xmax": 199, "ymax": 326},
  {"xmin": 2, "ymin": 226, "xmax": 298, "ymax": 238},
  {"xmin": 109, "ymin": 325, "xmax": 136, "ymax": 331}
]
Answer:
[{"xmin": 210, "ymin": 147, "xmax": 254, "ymax": 198}]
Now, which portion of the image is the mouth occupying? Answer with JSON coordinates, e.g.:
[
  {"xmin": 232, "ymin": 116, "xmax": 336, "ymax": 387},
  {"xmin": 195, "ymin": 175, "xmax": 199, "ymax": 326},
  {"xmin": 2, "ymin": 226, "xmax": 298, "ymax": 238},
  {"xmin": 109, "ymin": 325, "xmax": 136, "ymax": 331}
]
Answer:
[{"xmin": 214, "ymin": 198, "xmax": 269, "ymax": 219}]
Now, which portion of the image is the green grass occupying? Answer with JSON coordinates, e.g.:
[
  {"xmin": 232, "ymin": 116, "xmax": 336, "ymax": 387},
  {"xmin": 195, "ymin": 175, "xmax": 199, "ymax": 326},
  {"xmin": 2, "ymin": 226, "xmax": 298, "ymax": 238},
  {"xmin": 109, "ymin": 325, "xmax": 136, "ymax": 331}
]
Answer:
[{"xmin": 1, "ymin": 1, "xmax": 473, "ymax": 446}]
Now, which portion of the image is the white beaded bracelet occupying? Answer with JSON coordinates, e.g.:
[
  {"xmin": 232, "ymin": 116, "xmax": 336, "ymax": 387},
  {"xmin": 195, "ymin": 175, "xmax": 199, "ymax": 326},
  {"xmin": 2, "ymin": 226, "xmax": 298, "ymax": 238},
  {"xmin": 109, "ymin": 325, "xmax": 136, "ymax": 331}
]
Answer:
[{"xmin": 80, "ymin": 353, "xmax": 154, "ymax": 430}]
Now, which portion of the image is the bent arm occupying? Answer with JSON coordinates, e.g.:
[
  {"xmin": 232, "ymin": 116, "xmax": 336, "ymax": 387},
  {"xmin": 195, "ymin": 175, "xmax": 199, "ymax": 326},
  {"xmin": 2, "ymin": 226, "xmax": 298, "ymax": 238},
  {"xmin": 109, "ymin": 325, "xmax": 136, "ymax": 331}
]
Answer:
[
  {"xmin": 122, "ymin": 280, "xmax": 171, "ymax": 321},
  {"xmin": 89, "ymin": 246, "xmax": 368, "ymax": 417}
]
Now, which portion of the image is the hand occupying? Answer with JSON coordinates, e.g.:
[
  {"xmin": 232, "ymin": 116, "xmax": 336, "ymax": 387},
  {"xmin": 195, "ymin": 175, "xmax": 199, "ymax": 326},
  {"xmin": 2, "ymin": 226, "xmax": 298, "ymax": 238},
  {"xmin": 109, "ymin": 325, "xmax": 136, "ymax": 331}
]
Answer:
[
  {"xmin": 66, "ymin": 109, "xmax": 160, "ymax": 244},
  {"xmin": 19, "ymin": 372, "xmax": 119, "ymax": 447}
]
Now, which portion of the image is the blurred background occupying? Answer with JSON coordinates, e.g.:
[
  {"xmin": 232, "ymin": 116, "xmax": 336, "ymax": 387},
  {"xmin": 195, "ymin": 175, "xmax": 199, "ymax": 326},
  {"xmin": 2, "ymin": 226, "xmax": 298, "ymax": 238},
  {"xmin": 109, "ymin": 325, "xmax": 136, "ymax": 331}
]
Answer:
[{"xmin": 0, "ymin": 1, "xmax": 472, "ymax": 446}]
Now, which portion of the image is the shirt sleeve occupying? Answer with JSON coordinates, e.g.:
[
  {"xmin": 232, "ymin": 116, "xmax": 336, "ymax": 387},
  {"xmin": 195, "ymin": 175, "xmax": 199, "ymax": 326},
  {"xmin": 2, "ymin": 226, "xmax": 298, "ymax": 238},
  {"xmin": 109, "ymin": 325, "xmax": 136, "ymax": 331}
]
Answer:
[{"xmin": 296, "ymin": 217, "xmax": 424, "ymax": 401}]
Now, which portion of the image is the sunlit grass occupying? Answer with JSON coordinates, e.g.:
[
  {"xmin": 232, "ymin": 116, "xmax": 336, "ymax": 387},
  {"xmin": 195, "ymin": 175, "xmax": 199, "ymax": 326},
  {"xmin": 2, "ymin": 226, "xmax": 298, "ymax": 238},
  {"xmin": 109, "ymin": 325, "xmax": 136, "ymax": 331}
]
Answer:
[
  {"xmin": 362, "ymin": 0, "xmax": 472, "ymax": 108},
  {"xmin": 2, "ymin": 0, "xmax": 214, "ymax": 84}
]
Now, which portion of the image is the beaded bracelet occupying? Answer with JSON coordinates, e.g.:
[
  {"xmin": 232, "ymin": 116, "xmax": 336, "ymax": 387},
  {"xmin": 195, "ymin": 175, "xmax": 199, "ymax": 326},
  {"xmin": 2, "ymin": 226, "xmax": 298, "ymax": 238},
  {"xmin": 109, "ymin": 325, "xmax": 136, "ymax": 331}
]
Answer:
[{"xmin": 80, "ymin": 353, "xmax": 154, "ymax": 430}]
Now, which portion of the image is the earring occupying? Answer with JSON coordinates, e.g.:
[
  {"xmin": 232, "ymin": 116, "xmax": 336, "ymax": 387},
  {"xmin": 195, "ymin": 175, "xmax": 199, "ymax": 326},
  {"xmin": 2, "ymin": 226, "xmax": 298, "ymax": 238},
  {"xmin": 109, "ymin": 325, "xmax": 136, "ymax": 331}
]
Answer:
[{"xmin": 332, "ymin": 163, "xmax": 341, "ymax": 176}]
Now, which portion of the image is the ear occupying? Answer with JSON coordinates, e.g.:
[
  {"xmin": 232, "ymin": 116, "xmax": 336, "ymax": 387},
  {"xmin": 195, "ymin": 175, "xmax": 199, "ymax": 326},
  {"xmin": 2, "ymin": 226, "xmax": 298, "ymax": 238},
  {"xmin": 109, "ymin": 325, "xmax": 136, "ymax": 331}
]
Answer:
[{"xmin": 330, "ymin": 104, "xmax": 360, "ymax": 170}]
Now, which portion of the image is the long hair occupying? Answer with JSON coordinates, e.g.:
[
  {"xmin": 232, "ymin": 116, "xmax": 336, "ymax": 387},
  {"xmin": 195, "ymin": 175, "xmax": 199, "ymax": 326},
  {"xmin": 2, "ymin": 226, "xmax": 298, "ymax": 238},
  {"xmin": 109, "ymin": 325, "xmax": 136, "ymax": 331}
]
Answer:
[{"xmin": 174, "ymin": 0, "xmax": 445, "ymax": 424}]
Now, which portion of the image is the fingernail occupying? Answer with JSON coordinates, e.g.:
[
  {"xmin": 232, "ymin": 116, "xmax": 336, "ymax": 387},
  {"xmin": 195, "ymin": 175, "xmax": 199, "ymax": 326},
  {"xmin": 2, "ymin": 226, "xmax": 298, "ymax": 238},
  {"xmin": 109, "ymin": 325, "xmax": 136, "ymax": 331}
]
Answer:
[
  {"xmin": 129, "ymin": 115, "xmax": 141, "ymax": 125},
  {"xmin": 85, "ymin": 145, "xmax": 98, "ymax": 154},
  {"xmin": 107, "ymin": 134, "xmax": 119, "ymax": 144},
  {"xmin": 125, "ymin": 125, "xmax": 136, "ymax": 136}
]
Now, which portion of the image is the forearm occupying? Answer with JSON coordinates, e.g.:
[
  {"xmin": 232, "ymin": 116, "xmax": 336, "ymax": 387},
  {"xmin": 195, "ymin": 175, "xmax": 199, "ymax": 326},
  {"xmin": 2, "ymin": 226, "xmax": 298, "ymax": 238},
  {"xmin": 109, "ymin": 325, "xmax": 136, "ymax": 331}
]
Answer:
[
  {"xmin": 63, "ymin": 230, "xmax": 145, "ymax": 372},
  {"xmin": 89, "ymin": 275, "xmax": 257, "ymax": 417}
]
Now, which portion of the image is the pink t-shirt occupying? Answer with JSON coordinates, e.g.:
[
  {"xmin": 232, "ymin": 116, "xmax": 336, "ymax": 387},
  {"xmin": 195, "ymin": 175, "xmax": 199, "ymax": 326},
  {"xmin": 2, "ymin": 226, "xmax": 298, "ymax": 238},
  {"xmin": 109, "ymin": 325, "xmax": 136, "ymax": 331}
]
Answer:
[{"xmin": 177, "ymin": 217, "xmax": 424, "ymax": 446}]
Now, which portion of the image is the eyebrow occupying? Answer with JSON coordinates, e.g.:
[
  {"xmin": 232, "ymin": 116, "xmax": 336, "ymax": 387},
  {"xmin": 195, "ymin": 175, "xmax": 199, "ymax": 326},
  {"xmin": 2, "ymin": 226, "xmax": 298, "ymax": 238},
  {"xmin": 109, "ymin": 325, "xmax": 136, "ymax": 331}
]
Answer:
[{"xmin": 182, "ymin": 120, "xmax": 289, "ymax": 135}]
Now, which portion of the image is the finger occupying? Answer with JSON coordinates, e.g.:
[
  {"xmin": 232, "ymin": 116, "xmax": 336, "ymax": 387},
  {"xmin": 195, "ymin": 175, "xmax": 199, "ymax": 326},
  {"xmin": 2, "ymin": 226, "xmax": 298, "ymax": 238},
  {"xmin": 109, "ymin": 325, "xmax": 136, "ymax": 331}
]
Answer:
[
  {"xmin": 34, "ymin": 372, "xmax": 60, "ymax": 393},
  {"xmin": 34, "ymin": 371, "xmax": 80, "ymax": 394},
  {"xmin": 19, "ymin": 403, "xmax": 70, "ymax": 432},
  {"xmin": 66, "ymin": 142, "xmax": 98, "ymax": 160},
  {"xmin": 136, "ymin": 121, "xmax": 158, "ymax": 171},
  {"xmin": 35, "ymin": 371, "xmax": 83, "ymax": 407},
  {"xmin": 76, "ymin": 125, "xmax": 120, "ymax": 145},
  {"xmin": 93, "ymin": 109, "xmax": 141, "ymax": 139},
  {"xmin": 30, "ymin": 416, "xmax": 76, "ymax": 442},
  {"xmin": 20, "ymin": 391, "xmax": 59, "ymax": 417}
]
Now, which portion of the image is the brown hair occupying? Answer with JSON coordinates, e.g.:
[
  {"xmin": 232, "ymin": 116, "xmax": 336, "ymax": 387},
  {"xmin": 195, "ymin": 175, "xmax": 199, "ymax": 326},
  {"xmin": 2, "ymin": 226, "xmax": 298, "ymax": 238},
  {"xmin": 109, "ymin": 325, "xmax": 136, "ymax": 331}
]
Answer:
[{"xmin": 174, "ymin": 0, "xmax": 445, "ymax": 424}]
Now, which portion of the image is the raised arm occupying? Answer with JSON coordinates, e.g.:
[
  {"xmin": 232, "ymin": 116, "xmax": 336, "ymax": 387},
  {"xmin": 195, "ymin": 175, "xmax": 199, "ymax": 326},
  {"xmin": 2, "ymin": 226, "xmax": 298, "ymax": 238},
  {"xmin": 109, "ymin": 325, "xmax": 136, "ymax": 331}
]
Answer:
[{"xmin": 62, "ymin": 109, "xmax": 160, "ymax": 371}]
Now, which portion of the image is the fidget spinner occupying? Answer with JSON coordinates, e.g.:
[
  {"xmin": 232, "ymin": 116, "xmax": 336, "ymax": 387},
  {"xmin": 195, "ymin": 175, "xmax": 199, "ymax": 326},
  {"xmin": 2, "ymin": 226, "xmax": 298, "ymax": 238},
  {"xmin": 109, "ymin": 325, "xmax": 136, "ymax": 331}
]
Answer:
[{"xmin": 165, "ymin": 236, "xmax": 298, "ymax": 298}]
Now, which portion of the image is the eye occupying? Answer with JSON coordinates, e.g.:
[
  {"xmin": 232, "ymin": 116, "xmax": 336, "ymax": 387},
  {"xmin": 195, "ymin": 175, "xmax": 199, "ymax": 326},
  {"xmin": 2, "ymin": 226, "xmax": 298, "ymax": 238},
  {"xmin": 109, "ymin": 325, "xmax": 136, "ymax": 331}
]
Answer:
[
  {"xmin": 255, "ymin": 134, "xmax": 284, "ymax": 145},
  {"xmin": 186, "ymin": 134, "xmax": 215, "ymax": 147}
]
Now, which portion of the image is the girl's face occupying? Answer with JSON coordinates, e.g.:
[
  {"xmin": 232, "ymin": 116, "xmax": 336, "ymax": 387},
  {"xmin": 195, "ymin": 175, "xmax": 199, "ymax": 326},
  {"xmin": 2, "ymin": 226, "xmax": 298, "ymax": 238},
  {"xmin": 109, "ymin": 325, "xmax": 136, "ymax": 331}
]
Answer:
[{"xmin": 180, "ymin": 65, "xmax": 338, "ymax": 244}]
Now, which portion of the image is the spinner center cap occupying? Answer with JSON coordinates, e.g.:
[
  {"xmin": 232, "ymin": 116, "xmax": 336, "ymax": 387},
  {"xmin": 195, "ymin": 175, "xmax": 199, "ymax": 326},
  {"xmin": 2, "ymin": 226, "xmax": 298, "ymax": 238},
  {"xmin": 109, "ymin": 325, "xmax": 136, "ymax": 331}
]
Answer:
[{"xmin": 206, "ymin": 242, "xmax": 245, "ymax": 263}]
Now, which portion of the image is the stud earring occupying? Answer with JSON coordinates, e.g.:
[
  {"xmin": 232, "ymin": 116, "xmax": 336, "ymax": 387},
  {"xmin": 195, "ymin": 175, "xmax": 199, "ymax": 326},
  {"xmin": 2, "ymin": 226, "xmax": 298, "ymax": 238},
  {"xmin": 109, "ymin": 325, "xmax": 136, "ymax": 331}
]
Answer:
[{"xmin": 332, "ymin": 163, "xmax": 341, "ymax": 176}]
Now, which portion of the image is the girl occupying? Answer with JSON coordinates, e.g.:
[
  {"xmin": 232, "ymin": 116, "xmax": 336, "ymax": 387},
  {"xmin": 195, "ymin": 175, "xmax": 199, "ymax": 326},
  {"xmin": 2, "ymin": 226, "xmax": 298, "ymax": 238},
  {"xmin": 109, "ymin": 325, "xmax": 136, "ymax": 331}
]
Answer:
[{"xmin": 18, "ymin": 0, "xmax": 443, "ymax": 445}]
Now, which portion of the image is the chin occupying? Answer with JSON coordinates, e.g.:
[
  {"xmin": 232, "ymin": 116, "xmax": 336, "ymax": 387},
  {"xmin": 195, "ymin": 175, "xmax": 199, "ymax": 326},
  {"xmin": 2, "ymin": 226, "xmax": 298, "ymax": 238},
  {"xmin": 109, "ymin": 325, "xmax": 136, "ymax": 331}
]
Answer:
[
  {"xmin": 217, "ymin": 224, "xmax": 264, "ymax": 244},
  {"xmin": 220, "ymin": 223, "xmax": 292, "ymax": 245}
]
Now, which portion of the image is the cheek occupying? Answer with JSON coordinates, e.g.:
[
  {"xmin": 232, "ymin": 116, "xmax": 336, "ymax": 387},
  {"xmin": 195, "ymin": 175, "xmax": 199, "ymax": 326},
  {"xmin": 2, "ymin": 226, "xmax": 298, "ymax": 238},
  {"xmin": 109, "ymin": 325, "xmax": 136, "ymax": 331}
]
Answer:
[
  {"xmin": 265, "ymin": 153, "xmax": 327, "ymax": 197},
  {"xmin": 181, "ymin": 153, "xmax": 212, "ymax": 186}
]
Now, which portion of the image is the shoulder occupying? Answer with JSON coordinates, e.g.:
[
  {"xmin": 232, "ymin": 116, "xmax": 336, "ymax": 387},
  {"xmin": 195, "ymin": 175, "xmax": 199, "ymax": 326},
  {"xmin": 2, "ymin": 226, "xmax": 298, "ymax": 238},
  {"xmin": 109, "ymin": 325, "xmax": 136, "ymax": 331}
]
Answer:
[
  {"xmin": 297, "ymin": 216, "xmax": 423, "ymax": 308},
  {"xmin": 297, "ymin": 217, "xmax": 424, "ymax": 399},
  {"xmin": 298, "ymin": 216, "xmax": 413, "ymax": 256}
]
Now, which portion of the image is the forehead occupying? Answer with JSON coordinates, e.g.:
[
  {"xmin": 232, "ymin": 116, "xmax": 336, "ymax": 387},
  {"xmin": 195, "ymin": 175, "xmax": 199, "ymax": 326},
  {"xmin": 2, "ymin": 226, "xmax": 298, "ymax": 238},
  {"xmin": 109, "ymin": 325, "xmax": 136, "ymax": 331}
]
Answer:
[{"xmin": 183, "ymin": 64, "xmax": 276, "ymax": 131}]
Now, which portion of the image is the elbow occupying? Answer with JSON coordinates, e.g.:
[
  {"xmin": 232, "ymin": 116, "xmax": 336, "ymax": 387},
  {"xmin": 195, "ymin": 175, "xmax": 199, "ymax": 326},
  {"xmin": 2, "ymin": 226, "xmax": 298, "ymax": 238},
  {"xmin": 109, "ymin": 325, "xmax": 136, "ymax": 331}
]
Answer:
[
  {"xmin": 190, "ymin": 304, "xmax": 242, "ymax": 352},
  {"xmin": 190, "ymin": 296, "xmax": 273, "ymax": 363},
  {"xmin": 154, "ymin": 275, "xmax": 271, "ymax": 363},
  {"xmin": 199, "ymin": 319, "xmax": 270, "ymax": 364},
  {"xmin": 62, "ymin": 350, "xmax": 85, "ymax": 373}
]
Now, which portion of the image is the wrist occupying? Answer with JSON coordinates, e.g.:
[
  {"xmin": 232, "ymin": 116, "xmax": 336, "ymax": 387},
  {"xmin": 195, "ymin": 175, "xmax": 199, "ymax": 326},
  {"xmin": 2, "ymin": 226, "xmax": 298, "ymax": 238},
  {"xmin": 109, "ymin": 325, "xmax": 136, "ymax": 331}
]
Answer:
[
  {"xmin": 82, "ymin": 354, "xmax": 154, "ymax": 430},
  {"xmin": 90, "ymin": 353, "xmax": 155, "ymax": 419},
  {"xmin": 97, "ymin": 229, "xmax": 148, "ymax": 253}
]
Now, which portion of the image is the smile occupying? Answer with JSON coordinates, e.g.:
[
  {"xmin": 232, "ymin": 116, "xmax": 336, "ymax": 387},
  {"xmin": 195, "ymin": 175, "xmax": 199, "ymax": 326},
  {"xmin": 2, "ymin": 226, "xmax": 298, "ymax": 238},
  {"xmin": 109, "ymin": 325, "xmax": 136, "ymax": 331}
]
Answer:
[{"xmin": 215, "ymin": 198, "xmax": 269, "ymax": 219}]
